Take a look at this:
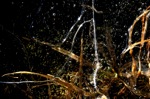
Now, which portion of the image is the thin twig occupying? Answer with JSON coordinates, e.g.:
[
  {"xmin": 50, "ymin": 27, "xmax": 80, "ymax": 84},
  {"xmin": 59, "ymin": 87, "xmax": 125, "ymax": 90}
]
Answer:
[
  {"xmin": 2, "ymin": 71, "xmax": 99, "ymax": 97},
  {"xmin": 81, "ymin": 4, "xmax": 103, "ymax": 14},
  {"xmin": 22, "ymin": 37, "xmax": 94, "ymax": 68},
  {"xmin": 78, "ymin": 33, "xmax": 83, "ymax": 99}
]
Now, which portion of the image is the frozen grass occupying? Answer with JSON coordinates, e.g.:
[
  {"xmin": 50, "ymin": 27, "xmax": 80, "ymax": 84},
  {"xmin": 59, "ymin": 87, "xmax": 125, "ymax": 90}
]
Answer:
[{"xmin": 1, "ymin": 2, "xmax": 150, "ymax": 99}]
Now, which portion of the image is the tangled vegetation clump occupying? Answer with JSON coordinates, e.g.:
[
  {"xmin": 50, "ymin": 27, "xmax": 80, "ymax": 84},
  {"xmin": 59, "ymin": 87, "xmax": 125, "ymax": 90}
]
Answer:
[{"xmin": 1, "ymin": 1, "xmax": 150, "ymax": 99}]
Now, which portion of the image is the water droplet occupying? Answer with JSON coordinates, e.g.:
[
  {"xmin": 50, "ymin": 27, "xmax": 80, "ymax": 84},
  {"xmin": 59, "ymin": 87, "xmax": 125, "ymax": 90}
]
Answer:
[
  {"xmin": 53, "ymin": 13, "xmax": 56, "ymax": 16},
  {"xmin": 73, "ymin": 4, "xmax": 76, "ymax": 7},
  {"xmin": 51, "ymin": 6, "xmax": 54, "ymax": 10},
  {"xmin": 141, "ymin": 3, "xmax": 145, "ymax": 6},
  {"xmin": 69, "ymin": 60, "xmax": 72, "ymax": 63},
  {"xmin": 31, "ymin": 25, "xmax": 34, "ymax": 28},
  {"xmin": 138, "ymin": 8, "xmax": 142, "ymax": 12},
  {"xmin": 12, "ymin": 2, "xmax": 14, "ymax": 5},
  {"xmin": 135, "ymin": 31, "xmax": 138, "ymax": 35},
  {"xmin": 138, "ymin": 8, "xmax": 142, "ymax": 10}
]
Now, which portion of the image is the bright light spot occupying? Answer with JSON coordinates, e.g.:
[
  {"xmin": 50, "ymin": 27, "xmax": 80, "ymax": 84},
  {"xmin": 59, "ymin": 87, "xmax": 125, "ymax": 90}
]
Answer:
[{"xmin": 53, "ymin": 13, "xmax": 56, "ymax": 16}]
